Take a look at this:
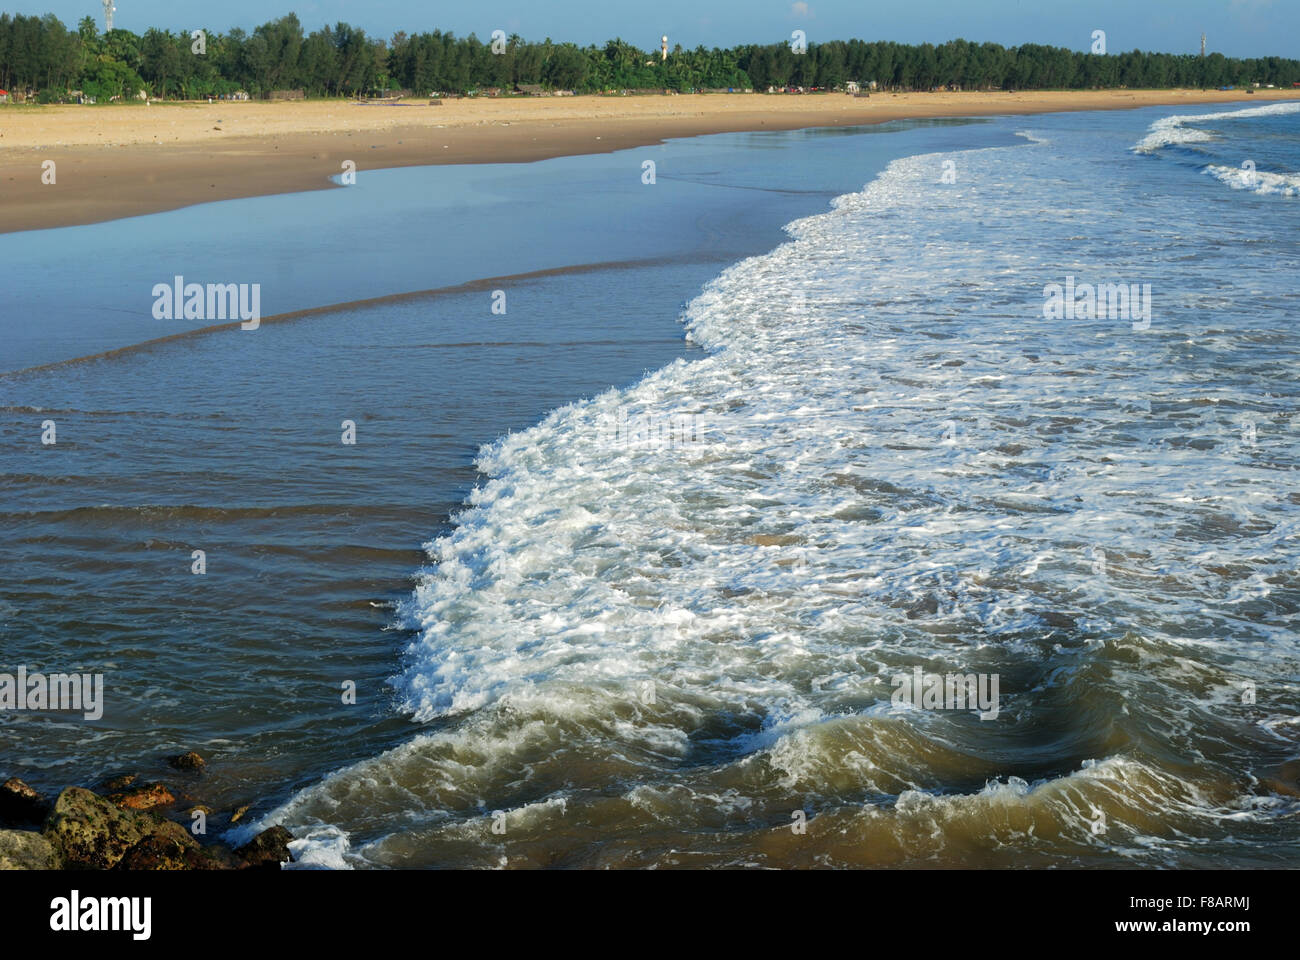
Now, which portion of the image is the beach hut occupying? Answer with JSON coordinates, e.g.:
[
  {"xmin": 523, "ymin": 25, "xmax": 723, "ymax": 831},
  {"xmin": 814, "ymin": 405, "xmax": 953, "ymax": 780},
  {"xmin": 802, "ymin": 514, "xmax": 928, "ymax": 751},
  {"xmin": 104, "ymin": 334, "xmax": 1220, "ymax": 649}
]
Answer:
[{"xmin": 0, "ymin": 90, "xmax": 8, "ymax": 103}]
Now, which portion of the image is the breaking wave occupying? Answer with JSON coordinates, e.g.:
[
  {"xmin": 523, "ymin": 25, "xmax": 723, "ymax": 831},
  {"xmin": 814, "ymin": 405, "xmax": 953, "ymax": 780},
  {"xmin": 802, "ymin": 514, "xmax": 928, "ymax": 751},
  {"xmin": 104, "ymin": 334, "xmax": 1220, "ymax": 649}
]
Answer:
[{"xmin": 235, "ymin": 123, "xmax": 1300, "ymax": 868}]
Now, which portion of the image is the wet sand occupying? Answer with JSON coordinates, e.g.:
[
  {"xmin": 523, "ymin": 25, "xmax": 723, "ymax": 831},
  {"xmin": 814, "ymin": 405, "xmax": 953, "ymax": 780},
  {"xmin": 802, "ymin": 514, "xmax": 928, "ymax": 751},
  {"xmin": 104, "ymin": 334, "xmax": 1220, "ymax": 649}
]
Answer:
[{"xmin": 0, "ymin": 88, "xmax": 1294, "ymax": 234}]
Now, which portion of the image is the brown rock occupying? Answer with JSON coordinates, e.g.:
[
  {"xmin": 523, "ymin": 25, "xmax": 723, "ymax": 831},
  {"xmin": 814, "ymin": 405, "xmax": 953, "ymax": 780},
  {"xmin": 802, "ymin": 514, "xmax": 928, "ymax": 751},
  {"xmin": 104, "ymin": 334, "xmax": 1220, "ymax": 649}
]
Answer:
[
  {"xmin": 234, "ymin": 826, "xmax": 295, "ymax": 870},
  {"xmin": 107, "ymin": 782, "xmax": 175, "ymax": 812},
  {"xmin": 0, "ymin": 779, "xmax": 49, "ymax": 826},
  {"xmin": 101, "ymin": 774, "xmax": 138, "ymax": 792},
  {"xmin": 166, "ymin": 751, "xmax": 206, "ymax": 772},
  {"xmin": 229, "ymin": 804, "xmax": 251, "ymax": 824}
]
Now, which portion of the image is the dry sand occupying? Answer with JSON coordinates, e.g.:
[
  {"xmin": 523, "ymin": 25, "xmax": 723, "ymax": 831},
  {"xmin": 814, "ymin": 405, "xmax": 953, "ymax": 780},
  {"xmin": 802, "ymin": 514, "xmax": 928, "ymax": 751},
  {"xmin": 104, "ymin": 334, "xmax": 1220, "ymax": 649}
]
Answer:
[{"xmin": 0, "ymin": 89, "xmax": 1294, "ymax": 234}]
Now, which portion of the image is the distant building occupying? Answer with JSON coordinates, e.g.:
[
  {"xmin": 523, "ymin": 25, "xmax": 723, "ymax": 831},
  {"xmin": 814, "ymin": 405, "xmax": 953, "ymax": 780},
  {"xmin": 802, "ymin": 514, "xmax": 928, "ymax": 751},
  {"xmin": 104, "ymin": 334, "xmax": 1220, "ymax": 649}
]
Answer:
[{"xmin": 0, "ymin": 89, "xmax": 8, "ymax": 103}]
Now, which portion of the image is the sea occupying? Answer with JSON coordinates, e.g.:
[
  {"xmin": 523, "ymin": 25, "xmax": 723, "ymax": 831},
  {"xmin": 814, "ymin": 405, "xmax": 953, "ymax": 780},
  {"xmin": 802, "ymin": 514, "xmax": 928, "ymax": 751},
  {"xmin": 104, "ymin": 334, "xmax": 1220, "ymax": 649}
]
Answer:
[{"xmin": 1, "ymin": 100, "xmax": 1297, "ymax": 868}]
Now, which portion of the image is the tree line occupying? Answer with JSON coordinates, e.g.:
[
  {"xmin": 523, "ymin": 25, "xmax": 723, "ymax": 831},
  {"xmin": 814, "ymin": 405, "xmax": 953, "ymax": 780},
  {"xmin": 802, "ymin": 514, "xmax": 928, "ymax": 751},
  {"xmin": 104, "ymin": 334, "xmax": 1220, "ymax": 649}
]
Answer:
[{"xmin": 1, "ymin": 11, "xmax": 1297, "ymax": 101}]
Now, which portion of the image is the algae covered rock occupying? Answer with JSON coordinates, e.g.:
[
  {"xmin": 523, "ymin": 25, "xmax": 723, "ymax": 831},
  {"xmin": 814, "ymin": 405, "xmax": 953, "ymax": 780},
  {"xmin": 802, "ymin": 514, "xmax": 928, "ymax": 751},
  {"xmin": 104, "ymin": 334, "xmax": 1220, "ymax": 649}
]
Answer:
[
  {"xmin": 166, "ymin": 751, "xmax": 207, "ymax": 772},
  {"xmin": 43, "ymin": 787, "xmax": 189, "ymax": 869}
]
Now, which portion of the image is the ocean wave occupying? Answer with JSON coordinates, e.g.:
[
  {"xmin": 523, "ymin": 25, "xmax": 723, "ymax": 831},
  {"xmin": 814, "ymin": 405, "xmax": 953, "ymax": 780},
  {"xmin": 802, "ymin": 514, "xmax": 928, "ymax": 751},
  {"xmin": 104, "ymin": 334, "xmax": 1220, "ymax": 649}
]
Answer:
[
  {"xmin": 1206, "ymin": 162, "xmax": 1300, "ymax": 196},
  {"xmin": 246, "ymin": 125, "xmax": 1300, "ymax": 867},
  {"xmin": 1133, "ymin": 100, "xmax": 1300, "ymax": 154}
]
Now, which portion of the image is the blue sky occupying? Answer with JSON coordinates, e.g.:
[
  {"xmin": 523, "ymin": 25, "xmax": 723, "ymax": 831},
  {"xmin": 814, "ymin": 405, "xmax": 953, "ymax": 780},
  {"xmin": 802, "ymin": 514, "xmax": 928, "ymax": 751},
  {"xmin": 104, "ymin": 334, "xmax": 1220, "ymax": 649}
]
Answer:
[{"xmin": 17, "ymin": 0, "xmax": 1299, "ymax": 58}]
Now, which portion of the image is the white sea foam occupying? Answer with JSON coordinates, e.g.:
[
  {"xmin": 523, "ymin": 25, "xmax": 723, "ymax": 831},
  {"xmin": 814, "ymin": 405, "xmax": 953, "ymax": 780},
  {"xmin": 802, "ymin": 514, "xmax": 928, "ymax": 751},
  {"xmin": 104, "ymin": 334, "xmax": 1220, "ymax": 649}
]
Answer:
[
  {"xmin": 257, "ymin": 123, "xmax": 1300, "ymax": 867},
  {"xmin": 1133, "ymin": 100, "xmax": 1300, "ymax": 153},
  {"xmin": 1206, "ymin": 163, "xmax": 1300, "ymax": 196}
]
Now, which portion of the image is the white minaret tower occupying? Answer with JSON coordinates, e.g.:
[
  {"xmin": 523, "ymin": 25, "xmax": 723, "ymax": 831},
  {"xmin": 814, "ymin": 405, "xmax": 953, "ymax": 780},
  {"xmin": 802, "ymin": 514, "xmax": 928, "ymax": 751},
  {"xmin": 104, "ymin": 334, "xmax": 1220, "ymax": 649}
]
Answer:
[
  {"xmin": 661, "ymin": 35, "xmax": 668, "ymax": 61},
  {"xmin": 1201, "ymin": 32, "xmax": 1206, "ymax": 57},
  {"xmin": 103, "ymin": 0, "xmax": 116, "ymax": 32}
]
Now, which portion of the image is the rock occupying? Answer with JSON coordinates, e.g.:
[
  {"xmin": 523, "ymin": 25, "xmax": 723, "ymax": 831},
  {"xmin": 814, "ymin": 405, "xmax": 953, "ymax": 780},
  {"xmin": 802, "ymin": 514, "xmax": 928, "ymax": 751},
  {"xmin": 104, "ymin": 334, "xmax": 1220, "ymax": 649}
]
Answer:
[
  {"xmin": 107, "ymin": 782, "xmax": 175, "ymax": 812},
  {"xmin": 229, "ymin": 804, "xmax": 251, "ymax": 824},
  {"xmin": 102, "ymin": 774, "xmax": 138, "ymax": 792},
  {"xmin": 116, "ymin": 834, "xmax": 242, "ymax": 871},
  {"xmin": 166, "ymin": 751, "xmax": 206, "ymax": 773},
  {"xmin": 114, "ymin": 834, "xmax": 195, "ymax": 870},
  {"xmin": 195, "ymin": 843, "xmax": 247, "ymax": 870},
  {"xmin": 184, "ymin": 806, "xmax": 212, "ymax": 836},
  {"xmin": 0, "ymin": 778, "xmax": 49, "ymax": 826},
  {"xmin": 0, "ymin": 829, "xmax": 61, "ymax": 869},
  {"xmin": 43, "ymin": 787, "xmax": 191, "ymax": 870},
  {"xmin": 234, "ymin": 826, "xmax": 295, "ymax": 870}
]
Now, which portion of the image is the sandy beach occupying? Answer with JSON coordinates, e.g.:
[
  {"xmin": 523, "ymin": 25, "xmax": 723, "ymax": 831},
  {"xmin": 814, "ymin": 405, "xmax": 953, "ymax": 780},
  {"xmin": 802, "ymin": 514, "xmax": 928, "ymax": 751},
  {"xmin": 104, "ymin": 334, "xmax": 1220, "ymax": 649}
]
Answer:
[{"xmin": 0, "ymin": 88, "xmax": 1294, "ymax": 234}]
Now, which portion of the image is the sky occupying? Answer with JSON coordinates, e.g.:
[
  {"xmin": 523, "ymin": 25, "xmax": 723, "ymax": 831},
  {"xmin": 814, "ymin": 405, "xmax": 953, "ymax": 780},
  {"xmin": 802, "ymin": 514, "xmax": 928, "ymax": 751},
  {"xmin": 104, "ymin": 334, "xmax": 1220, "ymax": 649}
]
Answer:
[{"xmin": 14, "ymin": 0, "xmax": 1299, "ymax": 59}]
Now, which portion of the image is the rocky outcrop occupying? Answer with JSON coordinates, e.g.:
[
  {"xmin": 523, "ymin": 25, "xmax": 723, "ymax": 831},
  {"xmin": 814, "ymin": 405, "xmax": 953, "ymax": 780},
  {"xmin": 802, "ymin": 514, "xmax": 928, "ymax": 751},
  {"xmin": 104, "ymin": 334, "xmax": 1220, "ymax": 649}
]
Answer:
[
  {"xmin": 3, "ymin": 762, "xmax": 295, "ymax": 871},
  {"xmin": 0, "ymin": 829, "xmax": 61, "ymax": 869},
  {"xmin": 166, "ymin": 751, "xmax": 206, "ymax": 772},
  {"xmin": 106, "ymin": 782, "xmax": 176, "ymax": 812},
  {"xmin": 234, "ymin": 825, "xmax": 295, "ymax": 870},
  {"xmin": 0, "ymin": 779, "xmax": 49, "ymax": 826},
  {"xmin": 101, "ymin": 774, "xmax": 138, "ymax": 792},
  {"xmin": 115, "ymin": 833, "xmax": 244, "ymax": 871},
  {"xmin": 43, "ymin": 787, "xmax": 190, "ymax": 869}
]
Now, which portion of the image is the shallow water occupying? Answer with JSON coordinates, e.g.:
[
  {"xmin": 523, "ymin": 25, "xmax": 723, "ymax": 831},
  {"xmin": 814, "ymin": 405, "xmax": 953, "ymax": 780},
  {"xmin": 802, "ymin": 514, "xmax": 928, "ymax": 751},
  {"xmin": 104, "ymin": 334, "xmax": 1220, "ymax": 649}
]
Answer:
[
  {"xmin": 245, "ymin": 102, "xmax": 1300, "ymax": 869},
  {"xmin": 0, "ymin": 118, "xmax": 1014, "ymax": 831},
  {"xmin": 4, "ymin": 104, "xmax": 1297, "ymax": 868}
]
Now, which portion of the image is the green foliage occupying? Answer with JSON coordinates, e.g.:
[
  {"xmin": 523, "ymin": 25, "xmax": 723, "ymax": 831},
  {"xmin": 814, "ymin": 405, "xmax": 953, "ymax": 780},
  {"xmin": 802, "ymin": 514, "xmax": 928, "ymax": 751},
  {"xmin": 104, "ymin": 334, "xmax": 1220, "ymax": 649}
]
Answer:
[
  {"xmin": 80, "ymin": 56, "xmax": 145, "ymax": 101},
  {"xmin": 0, "ymin": 13, "xmax": 1297, "ymax": 101}
]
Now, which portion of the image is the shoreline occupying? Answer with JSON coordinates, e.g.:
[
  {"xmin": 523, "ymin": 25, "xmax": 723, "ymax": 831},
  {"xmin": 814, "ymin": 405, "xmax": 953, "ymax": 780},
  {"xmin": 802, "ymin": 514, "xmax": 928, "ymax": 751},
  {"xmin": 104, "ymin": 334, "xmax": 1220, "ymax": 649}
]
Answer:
[
  {"xmin": 4, "ymin": 85, "xmax": 1297, "ymax": 874},
  {"xmin": 1, "ymin": 89, "xmax": 1295, "ymax": 235}
]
